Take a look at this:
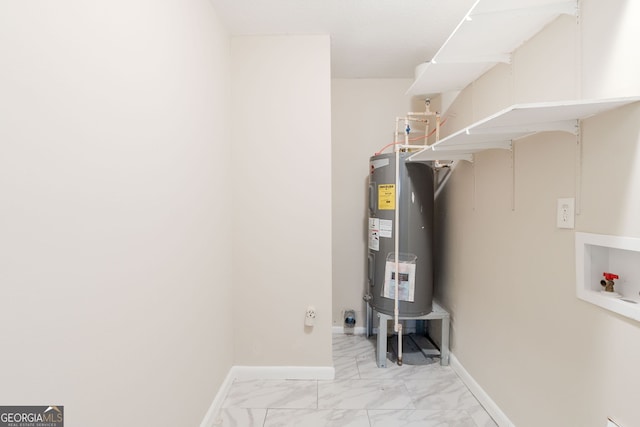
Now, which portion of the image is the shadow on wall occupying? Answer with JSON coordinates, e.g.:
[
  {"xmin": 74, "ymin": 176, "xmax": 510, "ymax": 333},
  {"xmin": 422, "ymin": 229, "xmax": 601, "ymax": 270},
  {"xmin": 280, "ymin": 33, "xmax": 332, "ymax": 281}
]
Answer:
[
  {"xmin": 433, "ymin": 171, "xmax": 450, "ymax": 305},
  {"xmin": 360, "ymin": 175, "xmax": 371, "ymax": 325},
  {"xmin": 582, "ymin": 103, "xmax": 640, "ymax": 237},
  {"xmin": 582, "ymin": 0, "xmax": 640, "ymax": 99}
]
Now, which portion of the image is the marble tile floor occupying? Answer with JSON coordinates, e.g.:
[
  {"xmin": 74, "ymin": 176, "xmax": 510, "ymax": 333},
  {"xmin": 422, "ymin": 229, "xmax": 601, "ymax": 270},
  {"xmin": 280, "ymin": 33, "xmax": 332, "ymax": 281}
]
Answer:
[{"xmin": 217, "ymin": 334, "xmax": 497, "ymax": 427}]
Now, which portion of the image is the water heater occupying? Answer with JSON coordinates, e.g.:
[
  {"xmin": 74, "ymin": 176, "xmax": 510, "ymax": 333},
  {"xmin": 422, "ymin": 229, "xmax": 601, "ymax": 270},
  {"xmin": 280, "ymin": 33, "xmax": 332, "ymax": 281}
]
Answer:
[{"xmin": 367, "ymin": 152, "xmax": 434, "ymax": 317}]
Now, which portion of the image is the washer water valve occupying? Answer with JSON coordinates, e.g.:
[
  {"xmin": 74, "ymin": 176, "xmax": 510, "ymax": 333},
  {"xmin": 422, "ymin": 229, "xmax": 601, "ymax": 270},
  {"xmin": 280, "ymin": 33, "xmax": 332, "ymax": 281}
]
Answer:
[{"xmin": 601, "ymin": 272, "xmax": 619, "ymax": 293}]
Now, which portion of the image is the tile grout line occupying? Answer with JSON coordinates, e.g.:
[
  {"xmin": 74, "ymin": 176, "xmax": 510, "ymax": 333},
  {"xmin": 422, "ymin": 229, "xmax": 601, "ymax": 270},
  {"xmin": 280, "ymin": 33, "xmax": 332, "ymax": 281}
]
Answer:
[{"xmin": 400, "ymin": 375, "xmax": 418, "ymax": 410}]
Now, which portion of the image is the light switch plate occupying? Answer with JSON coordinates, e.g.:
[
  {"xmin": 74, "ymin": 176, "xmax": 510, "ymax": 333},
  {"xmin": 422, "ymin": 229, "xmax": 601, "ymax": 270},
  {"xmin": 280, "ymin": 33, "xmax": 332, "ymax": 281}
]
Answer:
[{"xmin": 557, "ymin": 198, "xmax": 575, "ymax": 229}]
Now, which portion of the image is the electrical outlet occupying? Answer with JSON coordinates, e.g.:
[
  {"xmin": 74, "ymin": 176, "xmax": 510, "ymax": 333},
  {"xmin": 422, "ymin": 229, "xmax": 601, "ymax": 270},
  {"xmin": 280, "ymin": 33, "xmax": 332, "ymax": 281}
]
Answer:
[
  {"xmin": 557, "ymin": 198, "xmax": 575, "ymax": 229},
  {"xmin": 305, "ymin": 306, "xmax": 316, "ymax": 327}
]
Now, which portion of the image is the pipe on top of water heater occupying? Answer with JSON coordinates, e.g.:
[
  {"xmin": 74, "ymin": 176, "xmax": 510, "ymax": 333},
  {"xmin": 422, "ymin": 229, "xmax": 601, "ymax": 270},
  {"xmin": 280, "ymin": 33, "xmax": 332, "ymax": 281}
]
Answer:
[{"xmin": 393, "ymin": 121, "xmax": 403, "ymax": 365}]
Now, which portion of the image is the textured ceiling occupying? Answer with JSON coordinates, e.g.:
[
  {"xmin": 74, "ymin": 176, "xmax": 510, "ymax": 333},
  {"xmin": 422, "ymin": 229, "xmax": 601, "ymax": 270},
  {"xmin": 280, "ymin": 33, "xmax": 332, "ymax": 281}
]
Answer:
[{"xmin": 209, "ymin": 0, "xmax": 477, "ymax": 78}]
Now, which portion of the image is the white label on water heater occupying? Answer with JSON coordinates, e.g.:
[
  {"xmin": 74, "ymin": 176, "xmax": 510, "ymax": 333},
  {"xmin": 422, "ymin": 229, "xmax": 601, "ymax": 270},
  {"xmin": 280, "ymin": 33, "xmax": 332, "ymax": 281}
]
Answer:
[
  {"xmin": 379, "ymin": 219, "xmax": 393, "ymax": 238},
  {"xmin": 368, "ymin": 218, "xmax": 380, "ymax": 251},
  {"xmin": 383, "ymin": 261, "xmax": 416, "ymax": 302}
]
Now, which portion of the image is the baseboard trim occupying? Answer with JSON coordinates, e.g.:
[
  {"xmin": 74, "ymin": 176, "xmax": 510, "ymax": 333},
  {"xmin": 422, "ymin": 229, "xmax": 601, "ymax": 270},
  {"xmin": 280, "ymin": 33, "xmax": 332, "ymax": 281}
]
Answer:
[
  {"xmin": 332, "ymin": 326, "xmax": 368, "ymax": 335},
  {"xmin": 199, "ymin": 364, "xmax": 335, "ymax": 427},
  {"xmin": 199, "ymin": 367, "xmax": 235, "ymax": 427},
  {"xmin": 201, "ymin": 353, "xmax": 511, "ymax": 427},
  {"xmin": 450, "ymin": 353, "xmax": 515, "ymax": 427}
]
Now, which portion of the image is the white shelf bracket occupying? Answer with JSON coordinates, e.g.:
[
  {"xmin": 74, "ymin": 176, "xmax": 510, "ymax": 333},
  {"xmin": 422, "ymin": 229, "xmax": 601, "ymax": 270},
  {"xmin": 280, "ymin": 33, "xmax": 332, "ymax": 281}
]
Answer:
[
  {"xmin": 575, "ymin": 0, "xmax": 582, "ymax": 24},
  {"xmin": 552, "ymin": 118, "xmax": 580, "ymax": 135},
  {"xmin": 472, "ymin": 160, "xmax": 477, "ymax": 212},
  {"xmin": 575, "ymin": 120, "xmax": 583, "ymax": 215},
  {"xmin": 511, "ymin": 143, "xmax": 516, "ymax": 212}
]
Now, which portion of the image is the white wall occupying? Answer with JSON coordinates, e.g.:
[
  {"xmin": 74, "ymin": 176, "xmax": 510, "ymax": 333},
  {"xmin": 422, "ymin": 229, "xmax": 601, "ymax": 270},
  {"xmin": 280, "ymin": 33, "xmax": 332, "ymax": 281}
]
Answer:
[
  {"xmin": 231, "ymin": 35, "xmax": 333, "ymax": 366},
  {"xmin": 581, "ymin": 0, "xmax": 640, "ymax": 99},
  {"xmin": 0, "ymin": 1, "xmax": 233, "ymax": 426},
  {"xmin": 330, "ymin": 79, "xmax": 414, "ymax": 328},
  {"xmin": 437, "ymin": 1, "xmax": 640, "ymax": 426}
]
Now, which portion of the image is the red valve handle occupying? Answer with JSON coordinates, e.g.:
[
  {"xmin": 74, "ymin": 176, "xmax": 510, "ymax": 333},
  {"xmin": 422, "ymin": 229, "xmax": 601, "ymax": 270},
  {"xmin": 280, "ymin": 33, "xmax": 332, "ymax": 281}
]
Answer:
[{"xmin": 603, "ymin": 272, "xmax": 619, "ymax": 280}]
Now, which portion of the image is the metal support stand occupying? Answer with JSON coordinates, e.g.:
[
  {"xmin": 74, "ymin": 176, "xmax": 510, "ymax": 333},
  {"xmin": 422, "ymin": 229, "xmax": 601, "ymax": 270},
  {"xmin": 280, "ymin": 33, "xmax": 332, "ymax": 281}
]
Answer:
[
  {"xmin": 374, "ymin": 301, "xmax": 450, "ymax": 368},
  {"xmin": 366, "ymin": 302, "xmax": 373, "ymax": 338}
]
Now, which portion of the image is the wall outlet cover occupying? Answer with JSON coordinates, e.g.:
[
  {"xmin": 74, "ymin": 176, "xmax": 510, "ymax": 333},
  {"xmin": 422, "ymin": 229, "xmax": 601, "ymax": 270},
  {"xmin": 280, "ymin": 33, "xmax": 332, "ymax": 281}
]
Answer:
[
  {"xmin": 305, "ymin": 306, "xmax": 316, "ymax": 327},
  {"xmin": 557, "ymin": 198, "xmax": 575, "ymax": 229}
]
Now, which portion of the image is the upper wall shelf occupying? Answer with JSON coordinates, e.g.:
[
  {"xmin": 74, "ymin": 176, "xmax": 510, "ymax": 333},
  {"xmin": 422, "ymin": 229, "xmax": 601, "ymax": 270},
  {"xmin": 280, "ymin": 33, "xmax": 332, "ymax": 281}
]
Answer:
[
  {"xmin": 407, "ymin": 0, "xmax": 578, "ymax": 96},
  {"xmin": 406, "ymin": 97, "xmax": 640, "ymax": 163}
]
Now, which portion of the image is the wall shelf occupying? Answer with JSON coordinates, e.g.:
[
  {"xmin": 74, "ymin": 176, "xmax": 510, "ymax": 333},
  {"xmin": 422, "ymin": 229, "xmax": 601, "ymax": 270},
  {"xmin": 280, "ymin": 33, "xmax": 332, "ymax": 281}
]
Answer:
[
  {"xmin": 576, "ymin": 232, "xmax": 640, "ymax": 322},
  {"xmin": 407, "ymin": 0, "xmax": 578, "ymax": 96},
  {"xmin": 406, "ymin": 97, "xmax": 640, "ymax": 163}
]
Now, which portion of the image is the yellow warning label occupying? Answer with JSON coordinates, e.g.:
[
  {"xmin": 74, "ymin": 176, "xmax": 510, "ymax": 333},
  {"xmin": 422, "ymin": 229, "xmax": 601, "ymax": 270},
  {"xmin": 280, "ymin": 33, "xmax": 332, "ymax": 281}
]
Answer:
[{"xmin": 378, "ymin": 184, "xmax": 396, "ymax": 210}]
